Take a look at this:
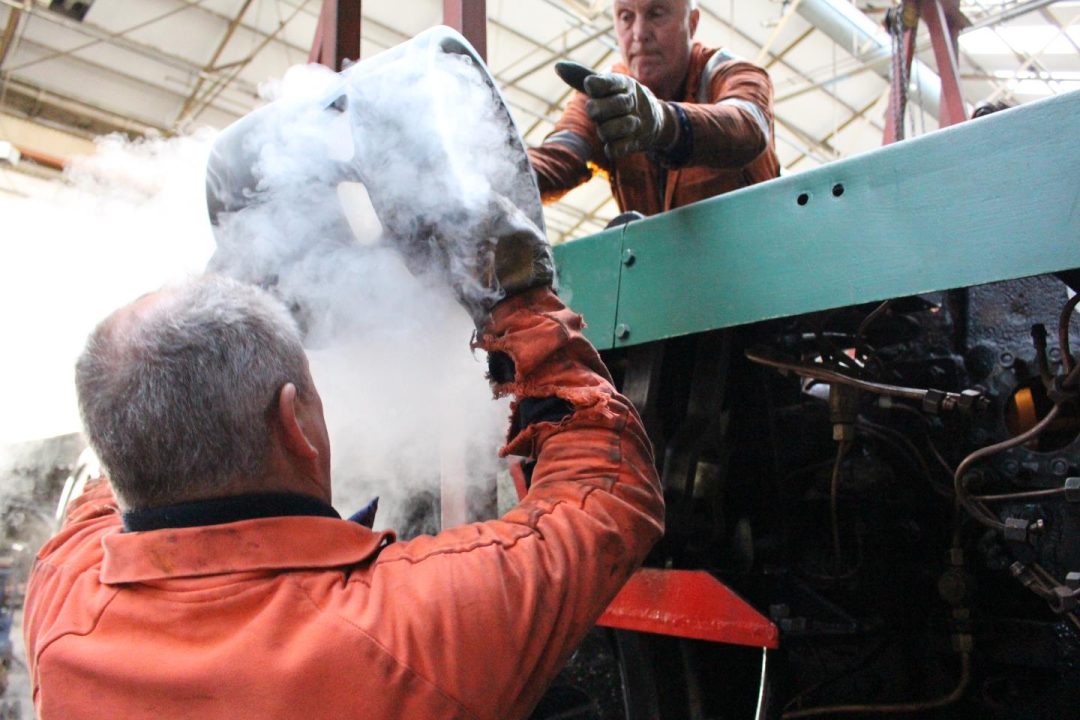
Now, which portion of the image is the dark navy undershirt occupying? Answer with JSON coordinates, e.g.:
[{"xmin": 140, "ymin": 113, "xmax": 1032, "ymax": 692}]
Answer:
[{"xmin": 122, "ymin": 492, "xmax": 340, "ymax": 533}]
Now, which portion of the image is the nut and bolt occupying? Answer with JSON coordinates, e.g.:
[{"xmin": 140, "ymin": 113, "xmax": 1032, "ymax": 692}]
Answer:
[
  {"xmin": 1003, "ymin": 459, "xmax": 1020, "ymax": 477},
  {"xmin": 615, "ymin": 324, "xmax": 631, "ymax": 340},
  {"xmin": 1052, "ymin": 458, "xmax": 1070, "ymax": 476},
  {"xmin": 622, "ymin": 249, "xmax": 636, "ymax": 267},
  {"xmin": 999, "ymin": 352, "xmax": 1015, "ymax": 368}
]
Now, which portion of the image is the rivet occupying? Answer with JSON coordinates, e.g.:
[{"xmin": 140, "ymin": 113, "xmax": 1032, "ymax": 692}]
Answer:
[
  {"xmin": 615, "ymin": 324, "xmax": 631, "ymax": 339},
  {"xmin": 622, "ymin": 249, "xmax": 636, "ymax": 267}
]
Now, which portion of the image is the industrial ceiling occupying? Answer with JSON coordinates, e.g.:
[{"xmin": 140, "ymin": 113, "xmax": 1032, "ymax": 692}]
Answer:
[{"xmin": 1, "ymin": 0, "xmax": 1078, "ymax": 243}]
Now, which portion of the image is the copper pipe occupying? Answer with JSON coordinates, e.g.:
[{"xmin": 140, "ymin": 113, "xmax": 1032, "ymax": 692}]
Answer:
[
  {"xmin": 782, "ymin": 652, "xmax": 971, "ymax": 718},
  {"xmin": 12, "ymin": 144, "xmax": 66, "ymax": 171}
]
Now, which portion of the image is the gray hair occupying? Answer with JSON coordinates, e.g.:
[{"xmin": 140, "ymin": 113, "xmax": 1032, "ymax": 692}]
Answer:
[{"xmin": 75, "ymin": 275, "xmax": 311, "ymax": 509}]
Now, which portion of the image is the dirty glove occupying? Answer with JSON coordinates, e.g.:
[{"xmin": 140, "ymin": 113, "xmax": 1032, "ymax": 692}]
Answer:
[
  {"xmin": 555, "ymin": 62, "xmax": 677, "ymax": 160},
  {"xmin": 429, "ymin": 194, "xmax": 554, "ymax": 326}
]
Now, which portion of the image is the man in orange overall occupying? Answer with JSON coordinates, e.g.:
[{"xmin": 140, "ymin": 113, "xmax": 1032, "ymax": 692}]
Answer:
[
  {"xmin": 528, "ymin": 0, "xmax": 780, "ymax": 215},
  {"xmin": 23, "ymin": 205, "xmax": 663, "ymax": 718}
]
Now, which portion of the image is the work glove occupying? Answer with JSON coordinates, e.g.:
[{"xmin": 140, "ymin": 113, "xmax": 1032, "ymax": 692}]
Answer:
[
  {"xmin": 468, "ymin": 194, "xmax": 555, "ymax": 324},
  {"xmin": 556, "ymin": 61, "xmax": 678, "ymax": 160},
  {"xmin": 402, "ymin": 194, "xmax": 554, "ymax": 326}
]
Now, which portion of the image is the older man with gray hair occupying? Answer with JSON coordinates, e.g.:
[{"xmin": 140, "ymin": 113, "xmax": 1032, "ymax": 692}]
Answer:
[
  {"xmin": 529, "ymin": 0, "xmax": 780, "ymax": 217},
  {"xmin": 24, "ymin": 253, "xmax": 663, "ymax": 717}
]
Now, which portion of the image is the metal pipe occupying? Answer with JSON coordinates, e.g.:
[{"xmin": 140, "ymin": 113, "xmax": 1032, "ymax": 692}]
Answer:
[
  {"xmin": 964, "ymin": 0, "xmax": 1061, "ymax": 34},
  {"xmin": 796, "ymin": 0, "xmax": 944, "ymax": 120},
  {"xmin": 14, "ymin": 143, "xmax": 65, "ymax": 170}
]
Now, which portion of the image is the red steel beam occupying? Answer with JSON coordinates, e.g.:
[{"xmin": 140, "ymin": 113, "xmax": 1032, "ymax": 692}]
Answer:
[
  {"xmin": 884, "ymin": 0, "xmax": 968, "ymax": 143},
  {"xmin": 443, "ymin": 0, "xmax": 487, "ymax": 61},
  {"xmin": 921, "ymin": 0, "xmax": 967, "ymax": 127},
  {"xmin": 598, "ymin": 568, "xmax": 780, "ymax": 649},
  {"xmin": 309, "ymin": 0, "xmax": 363, "ymax": 71}
]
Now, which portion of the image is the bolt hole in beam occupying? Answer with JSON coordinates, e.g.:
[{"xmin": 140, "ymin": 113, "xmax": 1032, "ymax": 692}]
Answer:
[
  {"xmin": 832, "ymin": 183, "xmax": 845, "ymax": 197},
  {"xmin": 797, "ymin": 192, "xmax": 810, "ymax": 206}
]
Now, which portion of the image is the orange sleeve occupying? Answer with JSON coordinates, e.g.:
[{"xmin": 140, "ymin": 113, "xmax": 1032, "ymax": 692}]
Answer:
[
  {"xmin": 364, "ymin": 287, "xmax": 663, "ymax": 720},
  {"xmin": 677, "ymin": 60, "xmax": 776, "ymax": 169},
  {"xmin": 527, "ymin": 92, "xmax": 608, "ymax": 204}
]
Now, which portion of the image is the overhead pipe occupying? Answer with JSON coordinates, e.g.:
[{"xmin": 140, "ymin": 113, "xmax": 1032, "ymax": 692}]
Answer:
[
  {"xmin": 796, "ymin": 0, "xmax": 944, "ymax": 120},
  {"xmin": 963, "ymin": 0, "xmax": 1060, "ymax": 34},
  {"xmin": 15, "ymin": 144, "xmax": 66, "ymax": 171}
]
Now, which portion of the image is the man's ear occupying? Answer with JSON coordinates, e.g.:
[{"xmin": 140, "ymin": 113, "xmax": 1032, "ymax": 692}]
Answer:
[
  {"xmin": 276, "ymin": 382, "xmax": 319, "ymax": 460},
  {"xmin": 689, "ymin": 8, "xmax": 700, "ymax": 38}
]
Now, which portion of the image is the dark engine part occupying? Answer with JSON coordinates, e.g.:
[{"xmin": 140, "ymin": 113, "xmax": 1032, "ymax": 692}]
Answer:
[{"xmin": 536, "ymin": 274, "xmax": 1080, "ymax": 719}]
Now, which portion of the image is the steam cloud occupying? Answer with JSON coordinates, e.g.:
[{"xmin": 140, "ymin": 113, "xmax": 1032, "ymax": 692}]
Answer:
[
  {"xmin": 0, "ymin": 132, "xmax": 217, "ymax": 445},
  {"xmin": 201, "ymin": 29, "xmax": 546, "ymax": 529},
  {"xmin": 4, "ymin": 28, "xmax": 543, "ymax": 533}
]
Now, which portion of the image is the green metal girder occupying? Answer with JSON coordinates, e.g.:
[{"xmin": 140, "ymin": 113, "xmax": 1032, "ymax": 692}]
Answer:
[
  {"xmin": 551, "ymin": 225, "xmax": 623, "ymax": 344},
  {"xmin": 552, "ymin": 89, "xmax": 1080, "ymax": 350}
]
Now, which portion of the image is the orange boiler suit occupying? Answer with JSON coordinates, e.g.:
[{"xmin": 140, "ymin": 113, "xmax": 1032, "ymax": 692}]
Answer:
[
  {"xmin": 23, "ymin": 287, "xmax": 664, "ymax": 720},
  {"xmin": 528, "ymin": 43, "xmax": 781, "ymax": 215}
]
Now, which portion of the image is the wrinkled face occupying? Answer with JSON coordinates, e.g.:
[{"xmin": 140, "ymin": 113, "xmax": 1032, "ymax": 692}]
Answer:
[{"xmin": 613, "ymin": 0, "xmax": 700, "ymax": 100}]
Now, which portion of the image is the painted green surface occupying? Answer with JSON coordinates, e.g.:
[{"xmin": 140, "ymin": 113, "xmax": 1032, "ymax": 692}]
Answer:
[
  {"xmin": 552, "ymin": 90, "xmax": 1080, "ymax": 350},
  {"xmin": 551, "ymin": 225, "xmax": 624, "ymax": 348}
]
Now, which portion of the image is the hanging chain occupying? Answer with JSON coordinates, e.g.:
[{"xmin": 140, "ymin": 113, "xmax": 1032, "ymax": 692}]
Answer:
[{"xmin": 889, "ymin": 2, "xmax": 911, "ymax": 141}]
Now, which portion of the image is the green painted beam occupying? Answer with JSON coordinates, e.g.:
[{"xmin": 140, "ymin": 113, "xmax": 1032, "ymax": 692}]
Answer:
[
  {"xmin": 552, "ymin": 225, "xmax": 624, "ymax": 348},
  {"xmin": 552, "ymin": 90, "xmax": 1080, "ymax": 350}
]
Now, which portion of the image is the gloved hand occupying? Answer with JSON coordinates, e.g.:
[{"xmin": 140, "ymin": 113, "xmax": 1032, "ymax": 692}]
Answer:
[
  {"xmin": 555, "ymin": 61, "xmax": 677, "ymax": 160},
  {"xmin": 433, "ymin": 194, "xmax": 555, "ymax": 325}
]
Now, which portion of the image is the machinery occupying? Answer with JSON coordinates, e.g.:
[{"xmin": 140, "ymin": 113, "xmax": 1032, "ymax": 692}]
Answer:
[
  {"xmin": 541, "ymin": 88, "xmax": 1080, "ymax": 718},
  {"xmin": 0, "ymin": 434, "xmax": 84, "ymax": 720},
  {"xmin": 203, "ymin": 14, "xmax": 1080, "ymax": 713}
]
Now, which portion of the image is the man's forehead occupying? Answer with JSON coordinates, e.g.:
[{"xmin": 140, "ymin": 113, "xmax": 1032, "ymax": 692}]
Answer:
[{"xmin": 613, "ymin": 0, "xmax": 688, "ymax": 10}]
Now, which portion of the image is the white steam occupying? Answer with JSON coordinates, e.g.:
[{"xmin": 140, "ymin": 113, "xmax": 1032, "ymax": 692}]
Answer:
[
  {"xmin": 196, "ymin": 31, "xmax": 545, "ymax": 531},
  {"xmin": 0, "ymin": 132, "xmax": 217, "ymax": 445},
  {"xmin": 3, "ymin": 28, "xmax": 538, "ymax": 536}
]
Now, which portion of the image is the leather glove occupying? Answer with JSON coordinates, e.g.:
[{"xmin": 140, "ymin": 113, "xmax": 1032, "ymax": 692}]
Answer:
[
  {"xmin": 555, "ymin": 61, "xmax": 677, "ymax": 160},
  {"xmin": 435, "ymin": 194, "xmax": 555, "ymax": 325}
]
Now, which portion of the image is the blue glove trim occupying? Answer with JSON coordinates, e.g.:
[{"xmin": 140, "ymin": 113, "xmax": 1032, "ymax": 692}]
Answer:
[{"xmin": 651, "ymin": 103, "xmax": 693, "ymax": 169}]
